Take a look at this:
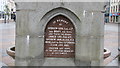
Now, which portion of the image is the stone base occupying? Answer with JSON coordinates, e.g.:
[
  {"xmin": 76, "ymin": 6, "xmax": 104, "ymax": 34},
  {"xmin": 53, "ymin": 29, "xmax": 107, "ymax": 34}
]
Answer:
[{"xmin": 43, "ymin": 58, "xmax": 75, "ymax": 66}]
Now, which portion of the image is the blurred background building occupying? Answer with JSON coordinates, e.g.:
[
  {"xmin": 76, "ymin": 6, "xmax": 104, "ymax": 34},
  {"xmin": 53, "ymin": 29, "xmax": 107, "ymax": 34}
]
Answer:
[
  {"xmin": 109, "ymin": 0, "xmax": 120, "ymax": 23},
  {"xmin": 0, "ymin": 0, "xmax": 120, "ymax": 23},
  {"xmin": 104, "ymin": 1, "xmax": 110, "ymax": 23},
  {"xmin": 0, "ymin": 0, "xmax": 8, "ymax": 19},
  {"xmin": 0, "ymin": 0, "xmax": 16, "ymax": 21},
  {"xmin": 0, "ymin": 0, "xmax": 8, "ymax": 12}
]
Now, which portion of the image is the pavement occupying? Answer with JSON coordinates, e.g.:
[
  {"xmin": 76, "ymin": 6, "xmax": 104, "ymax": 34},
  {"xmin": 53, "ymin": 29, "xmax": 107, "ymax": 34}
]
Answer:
[
  {"xmin": 104, "ymin": 23, "xmax": 119, "ymax": 66},
  {"xmin": 0, "ymin": 19, "xmax": 14, "ymax": 23},
  {"xmin": 0, "ymin": 22, "xmax": 119, "ymax": 66},
  {"xmin": 0, "ymin": 22, "xmax": 15, "ymax": 66}
]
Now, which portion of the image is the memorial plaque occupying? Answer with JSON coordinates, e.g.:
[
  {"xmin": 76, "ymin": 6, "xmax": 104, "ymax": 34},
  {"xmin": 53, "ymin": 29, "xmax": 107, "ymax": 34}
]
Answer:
[{"xmin": 44, "ymin": 15, "xmax": 75, "ymax": 58}]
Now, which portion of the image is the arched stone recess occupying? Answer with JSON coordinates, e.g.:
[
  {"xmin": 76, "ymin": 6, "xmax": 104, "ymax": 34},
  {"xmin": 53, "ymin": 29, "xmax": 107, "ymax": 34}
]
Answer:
[
  {"xmin": 40, "ymin": 7, "xmax": 81, "ymax": 34},
  {"xmin": 44, "ymin": 15, "xmax": 76, "ymax": 58},
  {"xmin": 39, "ymin": 7, "xmax": 81, "ymax": 60}
]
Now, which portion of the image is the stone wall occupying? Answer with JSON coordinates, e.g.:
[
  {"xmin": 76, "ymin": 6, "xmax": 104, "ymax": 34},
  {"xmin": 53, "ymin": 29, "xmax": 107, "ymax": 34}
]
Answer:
[{"xmin": 15, "ymin": 2, "xmax": 104, "ymax": 66}]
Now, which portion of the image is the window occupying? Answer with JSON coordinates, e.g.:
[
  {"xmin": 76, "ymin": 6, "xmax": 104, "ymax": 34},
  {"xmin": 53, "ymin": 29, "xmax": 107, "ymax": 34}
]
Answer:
[
  {"xmin": 114, "ymin": 6, "xmax": 115, "ymax": 12},
  {"xmin": 113, "ymin": 0, "xmax": 115, "ymax": 3},
  {"xmin": 119, "ymin": 5, "xmax": 120, "ymax": 11},
  {"xmin": 111, "ymin": 7, "xmax": 113, "ymax": 13},
  {"xmin": 11, "ymin": 9, "xmax": 13, "ymax": 11},
  {"xmin": 0, "ymin": 13, "xmax": 1, "ymax": 19},
  {"xmin": 116, "ymin": 6, "xmax": 117, "ymax": 12},
  {"xmin": 116, "ymin": 16, "xmax": 118, "ymax": 22}
]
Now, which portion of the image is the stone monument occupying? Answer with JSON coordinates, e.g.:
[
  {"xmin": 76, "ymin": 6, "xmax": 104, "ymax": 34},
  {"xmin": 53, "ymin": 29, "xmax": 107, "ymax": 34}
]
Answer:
[{"xmin": 15, "ymin": 1, "xmax": 104, "ymax": 66}]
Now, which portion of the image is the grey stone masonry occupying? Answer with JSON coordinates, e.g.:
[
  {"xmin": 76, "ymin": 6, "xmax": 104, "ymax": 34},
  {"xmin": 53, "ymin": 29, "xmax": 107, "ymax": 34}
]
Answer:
[{"xmin": 15, "ymin": 2, "xmax": 104, "ymax": 66}]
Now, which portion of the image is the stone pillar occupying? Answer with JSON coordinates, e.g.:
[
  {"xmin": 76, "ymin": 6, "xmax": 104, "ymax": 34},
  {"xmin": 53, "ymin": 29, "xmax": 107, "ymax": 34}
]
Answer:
[{"xmin": 15, "ymin": 2, "xmax": 104, "ymax": 66}]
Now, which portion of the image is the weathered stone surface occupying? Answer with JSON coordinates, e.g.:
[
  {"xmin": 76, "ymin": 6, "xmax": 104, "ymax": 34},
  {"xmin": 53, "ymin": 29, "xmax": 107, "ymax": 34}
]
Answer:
[{"xmin": 15, "ymin": 2, "xmax": 104, "ymax": 66}]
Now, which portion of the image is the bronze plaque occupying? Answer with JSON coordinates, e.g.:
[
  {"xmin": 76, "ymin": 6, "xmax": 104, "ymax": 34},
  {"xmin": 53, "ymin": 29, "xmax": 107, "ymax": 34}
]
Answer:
[{"xmin": 44, "ymin": 15, "xmax": 75, "ymax": 58}]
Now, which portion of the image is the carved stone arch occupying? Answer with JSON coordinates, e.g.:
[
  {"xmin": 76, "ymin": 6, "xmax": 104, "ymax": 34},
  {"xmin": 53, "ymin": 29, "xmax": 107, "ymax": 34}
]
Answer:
[
  {"xmin": 40, "ymin": 7, "xmax": 81, "ymax": 31},
  {"xmin": 39, "ymin": 7, "xmax": 81, "ymax": 59}
]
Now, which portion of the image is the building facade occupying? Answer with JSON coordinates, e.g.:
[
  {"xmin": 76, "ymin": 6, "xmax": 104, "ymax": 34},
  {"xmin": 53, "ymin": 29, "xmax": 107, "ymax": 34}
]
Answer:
[
  {"xmin": 119, "ymin": 1, "xmax": 120, "ymax": 22},
  {"xmin": 0, "ymin": 0, "xmax": 16, "ymax": 20},
  {"xmin": 0, "ymin": 0, "xmax": 8, "ymax": 19},
  {"xmin": 109, "ymin": 0, "xmax": 120, "ymax": 23},
  {"xmin": 7, "ymin": 0, "xmax": 16, "ymax": 13},
  {"xmin": 0, "ymin": 0, "xmax": 8, "ymax": 12},
  {"xmin": 7, "ymin": 0, "xmax": 16, "ymax": 20},
  {"xmin": 104, "ymin": 1, "xmax": 110, "ymax": 23}
]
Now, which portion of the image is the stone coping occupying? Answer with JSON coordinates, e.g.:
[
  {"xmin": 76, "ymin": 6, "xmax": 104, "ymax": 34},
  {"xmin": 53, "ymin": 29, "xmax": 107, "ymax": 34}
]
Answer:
[{"xmin": 118, "ymin": 47, "xmax": 120, "ymax": 51}]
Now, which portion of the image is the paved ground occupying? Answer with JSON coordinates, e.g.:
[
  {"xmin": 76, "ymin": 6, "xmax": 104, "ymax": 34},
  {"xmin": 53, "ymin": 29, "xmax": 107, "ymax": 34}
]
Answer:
[
  {"xmin": 0, "ymin": 19, "xmax": 14, "ymax": 23},
  {"xmin": 104, "ymin": 23, "xmax": 119, "ymax": 66},
  {"xmin": 0, "ymin": 22, "xmax": 15, "ymax": 66},
  {"xmin": 0, "ymin": 22, "xmax": 119, "ymax": 66}
]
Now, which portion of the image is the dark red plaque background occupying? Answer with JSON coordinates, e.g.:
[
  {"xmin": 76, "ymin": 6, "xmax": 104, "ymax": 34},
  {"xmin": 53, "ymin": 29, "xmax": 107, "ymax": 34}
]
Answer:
[{"xmin": 44, "ymin": 15, "xmax": 75, "ymax": 58}]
